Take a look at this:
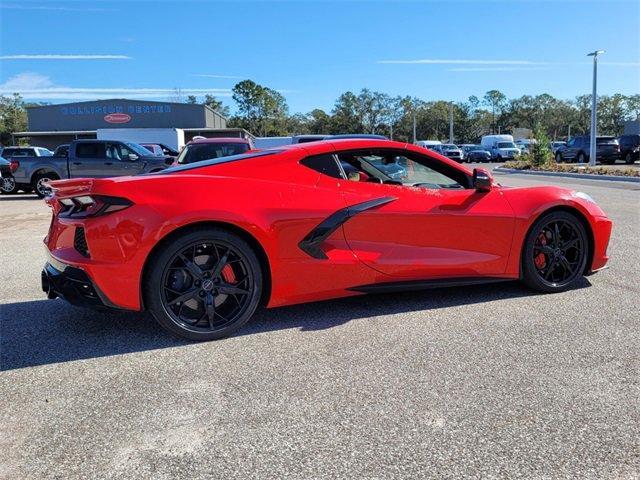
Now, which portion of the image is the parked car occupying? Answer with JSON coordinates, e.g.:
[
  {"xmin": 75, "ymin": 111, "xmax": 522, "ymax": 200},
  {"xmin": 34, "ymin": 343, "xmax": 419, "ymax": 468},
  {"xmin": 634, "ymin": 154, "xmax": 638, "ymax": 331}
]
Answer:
[
  {"xmin": 1, "ymin": 146, "xmax": 53, "ymax": 159},
  {"xmin": 464, "ymin": 146, "xmax": 492, "ymax": 163},
  {"xmin": 0, "ymin": 156, "xmax": 18, "ymax": 194},
  {"xmin": 618, "ymin": 134, "xmax": 640, "ymax": 164},
  {"xmin": 432, "ymin": 144, "xmax": 464, "ymax": 162},
  {"xmin": 549, "ymin": 141, "xmax": 567, "ymax": 154},
  {"xmin": 41, "ymin": 138, "xmax": 612, "ymax": 341},
  {"xmin": 12, "ymin": 140, "xmax": 172, "ymax": 198},
  {"xmin": 140, "ymin": 144, "xmax": 165, "ymax": 156},
  {"xmin": 480, "ymin": 135, "xmax": 521, "ymax": 161},
  {"xmin": 175, "ymin": 137, "xmax": 254, "ymax": 165},
  {"xmin": 515, "ymin": 139, "xmax": 537, "ymax": 154},
  {"xmin": 141, "ymin": 143, "xmax": 179, "ymax": 157},
  {"xmin": 415, "ymin": 140, "xmax": 442, "ymax": 150},
  {"xmin": 554, "ymin": 136, "xmax": 620, "ymax": 164}
]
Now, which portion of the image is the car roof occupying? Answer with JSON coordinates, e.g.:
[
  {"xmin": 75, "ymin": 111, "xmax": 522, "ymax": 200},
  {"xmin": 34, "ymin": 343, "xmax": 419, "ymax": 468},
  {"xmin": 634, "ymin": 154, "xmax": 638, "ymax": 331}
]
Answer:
[{"xmin": 188, "ymin": 137, "xmax": 251, "ymax": 145}]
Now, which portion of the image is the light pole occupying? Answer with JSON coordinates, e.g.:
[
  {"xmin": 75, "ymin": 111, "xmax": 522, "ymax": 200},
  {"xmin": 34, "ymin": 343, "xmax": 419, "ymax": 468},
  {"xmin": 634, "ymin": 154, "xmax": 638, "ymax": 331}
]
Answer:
[{"xmin": 587, "ymin": 50, "xmax": 605, "ymax": 166}]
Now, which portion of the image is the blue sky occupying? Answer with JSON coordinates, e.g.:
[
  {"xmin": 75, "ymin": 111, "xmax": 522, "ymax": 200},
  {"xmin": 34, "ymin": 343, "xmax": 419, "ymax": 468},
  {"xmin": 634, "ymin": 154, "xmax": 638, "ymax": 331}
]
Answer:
[{"xmin": 1, "ymin": 0, "xmax": 638, "ymax": 114}]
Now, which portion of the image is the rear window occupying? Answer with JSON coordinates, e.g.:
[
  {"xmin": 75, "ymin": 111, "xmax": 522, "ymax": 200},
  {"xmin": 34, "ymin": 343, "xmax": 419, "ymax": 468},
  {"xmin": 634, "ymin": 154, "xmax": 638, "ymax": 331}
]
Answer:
[
  {"xmin": 2, "ymin": 148, "xmax": 35, "ymax": 157},
  {"xmin": 177, "ymin": 142, "xmax": 250, "ymax": 165}
]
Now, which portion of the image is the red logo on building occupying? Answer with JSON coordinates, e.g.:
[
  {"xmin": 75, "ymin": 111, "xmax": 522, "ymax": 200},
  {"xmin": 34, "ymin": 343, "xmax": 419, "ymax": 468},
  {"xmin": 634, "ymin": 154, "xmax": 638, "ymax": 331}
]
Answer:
[{"xmin": 104, "ymin": 113, "xmax": 131, "ymax": 124}]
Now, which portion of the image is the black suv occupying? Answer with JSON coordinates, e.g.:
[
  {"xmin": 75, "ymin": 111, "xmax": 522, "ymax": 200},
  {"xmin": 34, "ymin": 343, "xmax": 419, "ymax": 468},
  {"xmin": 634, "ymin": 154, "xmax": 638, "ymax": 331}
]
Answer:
[
  {"xmin": 555, "ymin": 135, "xmax": 620, "ymax": 164},
  {"xmin": 618, "ymin": 134, "xmax": 640, "ymax": 164}
]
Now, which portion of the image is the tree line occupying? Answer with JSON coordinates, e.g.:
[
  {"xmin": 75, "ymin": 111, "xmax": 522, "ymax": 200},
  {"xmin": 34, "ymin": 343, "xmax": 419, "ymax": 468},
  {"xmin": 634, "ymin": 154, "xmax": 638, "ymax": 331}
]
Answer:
[{"xmin": 2, "ymin": 81, "xmax": 638, "ymax": 146}]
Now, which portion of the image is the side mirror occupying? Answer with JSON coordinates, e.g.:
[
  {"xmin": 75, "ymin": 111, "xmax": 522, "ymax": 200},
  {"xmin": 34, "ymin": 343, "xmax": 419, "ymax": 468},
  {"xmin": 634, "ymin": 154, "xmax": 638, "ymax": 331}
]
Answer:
[
  {"xmin": 473, "ymin": 168, "xmax": 493, "ymax": 192},
  {"xmin": 128, "ymin": 153, "xmax": 139, "ymax": 162}
]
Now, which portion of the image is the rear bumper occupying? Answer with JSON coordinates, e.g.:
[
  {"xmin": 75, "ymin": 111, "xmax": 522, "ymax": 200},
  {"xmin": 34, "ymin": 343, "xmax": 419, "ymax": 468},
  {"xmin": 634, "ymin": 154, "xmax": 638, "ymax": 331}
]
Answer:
[{"xmin": 41, "ymin": 255, "xmax": 124, "ymax": 310}]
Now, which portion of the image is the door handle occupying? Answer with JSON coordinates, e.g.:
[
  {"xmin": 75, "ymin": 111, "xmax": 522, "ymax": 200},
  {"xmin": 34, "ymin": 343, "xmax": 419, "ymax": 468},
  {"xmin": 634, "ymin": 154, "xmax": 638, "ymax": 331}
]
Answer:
[
  {"xmin": 72, "ymin": 162, "xmax": 82, "ymax": 165},
  {"xmin": 104, "ymin": 162, "xmax": 113, "ymax": 166}
]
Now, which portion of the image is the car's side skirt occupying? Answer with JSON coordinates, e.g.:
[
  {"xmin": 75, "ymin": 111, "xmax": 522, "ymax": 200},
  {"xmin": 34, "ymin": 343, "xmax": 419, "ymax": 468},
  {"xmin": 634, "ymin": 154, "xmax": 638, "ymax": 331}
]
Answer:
[{"xmin": 348, "ymin": 276, "xmax": 514, "ymax": 294}]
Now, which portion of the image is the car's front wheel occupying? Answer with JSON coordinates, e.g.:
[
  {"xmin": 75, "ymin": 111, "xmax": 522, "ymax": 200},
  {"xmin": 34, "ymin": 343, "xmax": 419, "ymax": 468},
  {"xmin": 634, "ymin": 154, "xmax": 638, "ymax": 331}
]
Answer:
[
  {"xmin": 555, "ymin": 152, "xmax": 563, "ymax": 163},
  {"xmin": 145, "ymin": 227, "xmax": 263, "ymax": 341},
  {"xmin": 624, "ymin": 152, "xmax": 634, "ymax": 164},
  {"xmin": 521, "ymin": 211, "xmax": 589, "ymax": 293}
]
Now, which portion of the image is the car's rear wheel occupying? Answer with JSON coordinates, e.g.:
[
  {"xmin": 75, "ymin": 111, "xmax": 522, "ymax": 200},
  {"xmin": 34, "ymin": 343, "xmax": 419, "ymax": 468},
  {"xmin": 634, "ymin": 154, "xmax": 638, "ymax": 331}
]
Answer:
[
  {"xmin": 32, "ymin": 172, "xmax": 59, "ymax": 198},
  {"xmin": 1, "ymin": 176, "xmax": 17, "ymax": 194},
  {"xmin": 624, "ymin": 152, "xmax": 634, "ymax": 164},
  {"xmin": 145, "ymin": 227, "xmax": 263, "ymax": 341},
  {"xmin": 576, "ymin": 152, "xmax": 586, "ymax": 164},
  {"xmin": 555, "ymin": 152, "xmax": 562, "ymax": 163},
  {"xmin": 521, "ymin": 211, "xmax": 588, "ymax": 293}
]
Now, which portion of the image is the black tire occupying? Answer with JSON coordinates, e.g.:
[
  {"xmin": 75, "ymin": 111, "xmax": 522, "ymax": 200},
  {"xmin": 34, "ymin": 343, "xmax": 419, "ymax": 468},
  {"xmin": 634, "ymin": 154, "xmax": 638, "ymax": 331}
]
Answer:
[
  {"xmin": 625, "ymin": 153, "xmax": 634, "ymax": 164},
  {"xmin": 577, "ymin": 152, "xmax": 586, "ymax": 164},
  {"xmin": 555, "ymin": 152, "xmax": 563, "ymax": 163},
  {"xmin": 32, "ymin": 172, "xmax": 59, "ymax": 198},
  {"xmin": 144, "ymin": 227, "xmax": 263, "ymax": 341},
  {"xmin": 521, "ymin": 211, "xmax": 589, "ymax": 293},
  {"xmin": 1, "ymin": 176, "xmax": 17, "ymax": 194},
  {"xmin": 496, "ymin": 155, "xmax": 503, "ymax": 162}
]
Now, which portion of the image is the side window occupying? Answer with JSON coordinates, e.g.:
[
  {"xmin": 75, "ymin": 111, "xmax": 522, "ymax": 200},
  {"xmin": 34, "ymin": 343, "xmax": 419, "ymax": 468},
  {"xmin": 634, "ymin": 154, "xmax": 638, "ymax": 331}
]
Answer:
[
  {"xmin": 76, "ymin": 143, "xmax": 106, "ymax": 158},
  {"xmin": 300, "ymin": 154, "xmax": 344, "ymax": 179},
  {"xmin": 567, "ymin": 138, "xmax": 575, "ymax": 147},
  {"xmin": 337, "ymin": 149, "xmax": 468, "ymax": 189}
]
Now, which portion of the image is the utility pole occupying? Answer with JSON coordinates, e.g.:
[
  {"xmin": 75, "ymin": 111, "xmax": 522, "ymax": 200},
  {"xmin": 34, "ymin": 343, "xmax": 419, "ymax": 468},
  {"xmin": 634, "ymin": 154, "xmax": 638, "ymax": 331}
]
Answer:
[
  {"xmin": 412, "ymin": 111, "xmax": 417, "ymax": 144},
  {"xmin": 587, "ymin": 50, "xmax": 605, "ymax": 167},
  {"xmin": 568, "ymin": 124, "xmax": 571, "ymax": 139},
  {"xmin": 449, "ymin": 103, "xmax": 454, "ymax": 144}
]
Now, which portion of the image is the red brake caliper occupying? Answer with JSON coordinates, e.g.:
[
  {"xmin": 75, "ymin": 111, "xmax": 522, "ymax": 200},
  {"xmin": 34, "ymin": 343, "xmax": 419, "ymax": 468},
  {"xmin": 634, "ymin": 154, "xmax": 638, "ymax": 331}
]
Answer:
[
  {"xmin": 534, "ymin": 233, "xmax": 547, "ymax": 269},
  {"xmin": 221, "ymin": 264, "xmax": 236, "ymax": 283}
]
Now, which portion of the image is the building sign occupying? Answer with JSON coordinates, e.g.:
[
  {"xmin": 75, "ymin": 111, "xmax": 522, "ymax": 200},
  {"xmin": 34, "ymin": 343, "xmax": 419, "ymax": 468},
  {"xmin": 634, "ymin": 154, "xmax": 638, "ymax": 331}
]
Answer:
[
  {"xmin": 60, "ymin": 103, "xmax": 173, "ymax": 116},
  {"xmin": 104, "ymin": 113, "xmax": 132, "ymax": 124}
]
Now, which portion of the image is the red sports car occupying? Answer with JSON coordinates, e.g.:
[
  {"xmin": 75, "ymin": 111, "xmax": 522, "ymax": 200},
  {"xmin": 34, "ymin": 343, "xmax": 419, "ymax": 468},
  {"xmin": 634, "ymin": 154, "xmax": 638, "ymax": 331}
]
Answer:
[{"xmin": 42, "ymin": 139, "xmax": 612, "ymax": 340}]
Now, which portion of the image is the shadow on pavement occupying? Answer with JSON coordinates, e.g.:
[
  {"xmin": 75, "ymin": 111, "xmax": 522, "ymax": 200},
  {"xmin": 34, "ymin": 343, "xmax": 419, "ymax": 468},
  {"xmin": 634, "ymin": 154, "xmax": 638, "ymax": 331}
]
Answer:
[{"xmin": 0, "ymin": 278, "xmax": 591, "ymax": 371}]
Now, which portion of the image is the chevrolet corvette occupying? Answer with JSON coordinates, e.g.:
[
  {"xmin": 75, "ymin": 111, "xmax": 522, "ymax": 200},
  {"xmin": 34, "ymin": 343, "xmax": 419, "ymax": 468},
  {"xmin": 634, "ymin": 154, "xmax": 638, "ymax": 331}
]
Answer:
[{"xmin": 41, "ymin": 139, "xmax": 612, "ymax": 340}]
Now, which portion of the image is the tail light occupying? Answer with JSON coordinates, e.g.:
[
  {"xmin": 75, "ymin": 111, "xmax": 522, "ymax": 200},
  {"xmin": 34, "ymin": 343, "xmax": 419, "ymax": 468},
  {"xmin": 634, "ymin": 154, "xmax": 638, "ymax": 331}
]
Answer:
[
  {"xmin": 57, "ymin": 195, "xmax": 133, "ymax": 218},
  {"xmin": 9, "ymin": 160, "xmax": 19, "ymax": 173}
]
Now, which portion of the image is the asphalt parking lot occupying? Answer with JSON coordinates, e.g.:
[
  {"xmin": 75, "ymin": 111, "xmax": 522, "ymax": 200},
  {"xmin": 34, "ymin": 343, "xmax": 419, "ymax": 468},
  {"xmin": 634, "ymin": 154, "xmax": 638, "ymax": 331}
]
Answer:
[{"xmin": 1, "ymin": 173, "xmax": 639, "ymax": 479}]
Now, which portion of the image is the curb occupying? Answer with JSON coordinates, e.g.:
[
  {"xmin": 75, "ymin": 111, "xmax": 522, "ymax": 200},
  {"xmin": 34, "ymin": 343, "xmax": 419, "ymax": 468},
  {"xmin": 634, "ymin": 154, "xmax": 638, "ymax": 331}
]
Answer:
[{"xmin": 493, "ymin": 167, "xmax": 640, "ymax": 184}]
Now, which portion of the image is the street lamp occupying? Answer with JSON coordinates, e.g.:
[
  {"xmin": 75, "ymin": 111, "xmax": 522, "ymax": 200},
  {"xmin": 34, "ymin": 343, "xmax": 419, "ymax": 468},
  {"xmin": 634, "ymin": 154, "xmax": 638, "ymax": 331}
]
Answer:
[{"xmin": 587, "ymin": 50, "xmax": 605, "ymax": 166}]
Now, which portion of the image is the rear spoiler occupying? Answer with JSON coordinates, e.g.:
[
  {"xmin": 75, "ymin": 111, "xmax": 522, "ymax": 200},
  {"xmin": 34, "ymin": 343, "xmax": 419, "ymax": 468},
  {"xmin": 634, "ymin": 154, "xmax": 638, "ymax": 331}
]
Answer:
[{"xmin": 48, "ymin": 178, "xmax": 115, "ymax": 197}]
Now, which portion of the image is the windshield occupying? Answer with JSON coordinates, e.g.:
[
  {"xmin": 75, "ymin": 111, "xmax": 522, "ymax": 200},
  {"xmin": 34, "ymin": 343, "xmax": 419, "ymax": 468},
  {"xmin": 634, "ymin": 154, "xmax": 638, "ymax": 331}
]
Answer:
[
  {"xmin": 441, "ymin": 144, "xmax": 459, "ymax": 150},
  {"xmin": 177, "ymin": 142, "xmax": 250, "ymax": 165},
  {"xmin": 125, "ymin": 142, "xmax": 157, "ymax": 156},
  {"xmin": 497, "ymin": 142, "xmax": 516, "ymax": 149}
]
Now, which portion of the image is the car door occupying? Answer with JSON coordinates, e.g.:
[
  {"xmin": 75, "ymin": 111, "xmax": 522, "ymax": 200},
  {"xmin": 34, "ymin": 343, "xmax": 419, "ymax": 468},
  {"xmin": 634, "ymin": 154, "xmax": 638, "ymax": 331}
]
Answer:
[
  {"xmin": 103, "ymin": 143, "xmax": 146, "ymax": 176},
  {"xmin": 70, "ymin": 142, "xmax": 108, "ymax": 177},
  {"xmin": 336, "ymin": 148, "xmax": 515, "ymax": 280},
  {"xmin": 563, "ymin": 138, "xmax": 579, "ymax": 160}
]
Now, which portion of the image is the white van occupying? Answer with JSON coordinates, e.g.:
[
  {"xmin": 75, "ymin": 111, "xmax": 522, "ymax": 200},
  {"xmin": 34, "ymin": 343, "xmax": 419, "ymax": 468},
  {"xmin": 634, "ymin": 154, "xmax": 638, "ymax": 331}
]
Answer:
[
  {"xmin": 415, "ymin": 140, "xmax": 442, "ymax": 150},
  {"xmin": 480, "ymin": 135, "xmax": 521, "ymax": 161}
]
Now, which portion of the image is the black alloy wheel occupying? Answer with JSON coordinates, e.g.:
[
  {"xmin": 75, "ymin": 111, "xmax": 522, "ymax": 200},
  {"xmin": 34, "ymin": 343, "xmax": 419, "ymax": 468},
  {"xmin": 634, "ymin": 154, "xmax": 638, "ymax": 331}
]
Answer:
[
  {"xmin": 145, "ymin": 227, "xmax": 262, "ymax": 341},
  {"xmin": 625, "ymin": 152, "xmax": 634, "ymax": 164},
  {"xmin": 522, "ymin": 211, "xmax": 588, "ymax": 292}
]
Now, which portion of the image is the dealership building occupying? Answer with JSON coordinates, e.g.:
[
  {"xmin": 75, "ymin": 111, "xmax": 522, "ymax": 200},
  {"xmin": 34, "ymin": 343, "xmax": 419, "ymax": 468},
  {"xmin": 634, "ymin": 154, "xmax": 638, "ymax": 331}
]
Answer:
[{"xmin": 13, "ymin": 99, "xmax": 252, "ymax": 150}]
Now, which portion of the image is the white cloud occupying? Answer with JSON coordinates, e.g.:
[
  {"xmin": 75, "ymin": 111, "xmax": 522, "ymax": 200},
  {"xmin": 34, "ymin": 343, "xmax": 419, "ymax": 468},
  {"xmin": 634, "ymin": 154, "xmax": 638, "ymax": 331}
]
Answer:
[
  {"xmin": 378, "ymin": 59, "xmax": 548, "ymax": 65},
  {"xmin": 0, "ymin": 3, "xmax": 114, "ymax": 11},
  {"xmin": 0, "ymin": 73, "xmax": 233, "ymax": 100},
  {"xmin": 448, "ymin": 67, "xmax": 552, "ymax": 72},
  {"xmin": 191, "ymin": 74, "xmax": 245, "ymax": 79},
  {"xmin": 1, "ymin": 54, "xmax": 132, "ymax": 60}
]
